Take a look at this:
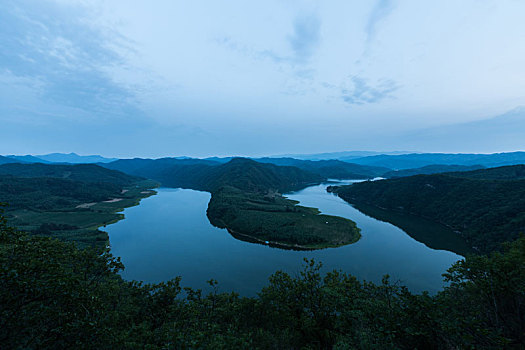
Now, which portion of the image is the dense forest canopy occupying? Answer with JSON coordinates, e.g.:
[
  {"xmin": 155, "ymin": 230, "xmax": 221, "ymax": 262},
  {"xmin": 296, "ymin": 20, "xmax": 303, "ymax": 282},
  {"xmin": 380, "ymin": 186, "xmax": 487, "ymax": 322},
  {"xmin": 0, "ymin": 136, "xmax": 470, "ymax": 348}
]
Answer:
[
  {"xmin": 0, "ymin": 163, "xmax": 142, "ymax": 185},
  {"xmin": 104, "ymin": 157, "xmax": 325, "ymax": 191},
  {"xmin": 383, "ymin": 164, "xmax": 485, "ymax": 178},
  {"xmin": 333, "ymin": 165, "xmax": 525, "ymax": 253}
]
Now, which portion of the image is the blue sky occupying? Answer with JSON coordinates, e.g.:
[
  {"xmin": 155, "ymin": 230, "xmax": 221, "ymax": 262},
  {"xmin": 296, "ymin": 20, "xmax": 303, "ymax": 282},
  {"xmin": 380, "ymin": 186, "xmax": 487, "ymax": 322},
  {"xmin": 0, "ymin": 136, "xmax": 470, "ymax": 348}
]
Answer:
[{"xmin": 1, "ymin": 0, "xmax": 524, "ymax": 157}]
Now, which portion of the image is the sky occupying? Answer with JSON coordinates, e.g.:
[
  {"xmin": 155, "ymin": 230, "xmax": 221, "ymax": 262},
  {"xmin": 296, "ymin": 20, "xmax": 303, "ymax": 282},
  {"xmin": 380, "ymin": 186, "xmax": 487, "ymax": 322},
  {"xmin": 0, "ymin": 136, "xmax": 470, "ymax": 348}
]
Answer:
[{"xmin": 1, "ymin": 0, "xmax": 524, "ymax": 158}]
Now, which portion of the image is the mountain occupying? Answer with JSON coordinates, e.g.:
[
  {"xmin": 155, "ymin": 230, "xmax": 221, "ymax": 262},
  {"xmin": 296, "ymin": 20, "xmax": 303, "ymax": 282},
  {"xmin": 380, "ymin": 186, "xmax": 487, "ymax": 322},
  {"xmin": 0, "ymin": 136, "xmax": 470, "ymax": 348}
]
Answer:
[
  {"xmin": 104, "ymin": 157, "xmax": 324, "ymax": 192},
  {"xmin": 0, "ymin": 163, "xmax": 142, "ymax": 186},
  {"xmin": 102, "ymin": 157, "xmax": 220, "ymax": 182},
  {"xmin": 333, "ymin": 165, "xmax": 525, "ymax": 253},
  {"xmin": 0, "ymin": 156, "xmax": 20, "ymax": 165},
  {"xmin": 348, "ymin": 151, "xmax": 525, "ymax": 170},
  {"xmin": 255, "ymin": 158, "xmax": 389, "ymax": 179},
  {"xmin": 271, "ymin": 150, "xmax": 409, "ymax": 161},
  {"xmin": 384, "ymin": 164, "xmax": 485, "ymax": 178},
  {"xmin": 5, "ymin": 155, "xmax": 50, "ymax": 163},
  {"xmin": 35, "ymin": 152, "xmax": 118, "ymax": 164},
  {"xmin": 197, "ymin": 158, "xmax": 324, "ymax": 192}
]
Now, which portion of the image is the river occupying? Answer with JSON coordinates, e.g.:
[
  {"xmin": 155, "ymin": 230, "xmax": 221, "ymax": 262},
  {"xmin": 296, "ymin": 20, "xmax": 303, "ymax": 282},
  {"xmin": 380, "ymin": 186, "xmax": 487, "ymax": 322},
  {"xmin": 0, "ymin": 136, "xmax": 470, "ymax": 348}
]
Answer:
[{"xmin": 106, "ymin": 182, "xmax": 463, "ymax": 296}]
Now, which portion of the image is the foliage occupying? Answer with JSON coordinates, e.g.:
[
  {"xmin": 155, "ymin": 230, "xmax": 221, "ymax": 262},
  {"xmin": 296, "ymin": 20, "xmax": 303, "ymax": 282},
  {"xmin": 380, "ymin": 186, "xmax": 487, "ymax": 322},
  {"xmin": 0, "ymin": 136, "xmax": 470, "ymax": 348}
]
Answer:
[
  {"xmin": 383, "ymin": 164, "xmax": 485, "ymax": 178},
  {"xmin": 1, "ymin": 212, "xmax": 524, "ymax": 349},
  {"xmin": 0, "ymin": 175, "xmax": 123, "ymax": 211},
  {"xmin": 335, "ymin": 165, "xmax": 525, "ymax": 253},
  {"xmin": 256, "ymin": 157, "xmax": 389, "ymax": 179},
  {"xmin": 105, "ymin": 157, "xmax": 325, "ymax": 192},
  {"xmin": 0, "ymin": 163, "xmax": 143, "ymax": 186},
  {"xmin": 207, "ymin": 186, "xmax": 360, "ymax": 248},
  {"xmin": 0, "ymin": 164, "xmax": 157, "ymax": 248}
]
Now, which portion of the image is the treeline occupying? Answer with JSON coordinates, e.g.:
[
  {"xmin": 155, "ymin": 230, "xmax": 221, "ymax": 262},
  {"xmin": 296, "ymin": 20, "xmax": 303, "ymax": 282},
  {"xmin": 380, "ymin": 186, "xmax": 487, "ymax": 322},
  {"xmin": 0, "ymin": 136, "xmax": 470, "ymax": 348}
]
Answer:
[
  {"xmin": 1, "ymin": 214, "xmax": 523, "ymax": 349},
  {"xmin": 334, "ymin": 165, "xmax": 525, "ymax": 253},
  {"xmin": 0, "ymin": 175, "xmax": 123, "ymax": 211},
  {"xmin": 0, "ymin": 163, "xmax": 142, "ymax": 186}
]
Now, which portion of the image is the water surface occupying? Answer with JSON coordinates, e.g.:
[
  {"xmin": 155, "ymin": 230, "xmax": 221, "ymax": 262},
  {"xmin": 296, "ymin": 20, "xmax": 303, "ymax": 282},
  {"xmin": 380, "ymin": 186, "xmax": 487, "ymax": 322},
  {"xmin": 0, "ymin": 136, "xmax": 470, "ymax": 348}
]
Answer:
[{"xmin": 107, "ymin": 183, "xmax": 463, "ymax": 295}]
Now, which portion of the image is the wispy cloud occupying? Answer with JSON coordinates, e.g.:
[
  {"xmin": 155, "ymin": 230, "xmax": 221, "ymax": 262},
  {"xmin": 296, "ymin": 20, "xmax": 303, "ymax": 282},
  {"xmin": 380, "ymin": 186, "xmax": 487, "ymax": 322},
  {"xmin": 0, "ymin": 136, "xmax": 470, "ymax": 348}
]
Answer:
[
  {"xmin": 341, "ymin": 76, "xmax": 399, "ymax": 105},
  {"xmin": 287, "ymin": 14, "xmax": 321, "ymax": 63},
  {"xmin": 215, "ymin": 13, "xmax": 321, "ymax": 68},
  {"xmin": 365, "ymin": 0, "xmax": 395, "ymax": 42},
  {"xmin": 0, "ymin": 0, "xmax": 140, "ymax": 121}
]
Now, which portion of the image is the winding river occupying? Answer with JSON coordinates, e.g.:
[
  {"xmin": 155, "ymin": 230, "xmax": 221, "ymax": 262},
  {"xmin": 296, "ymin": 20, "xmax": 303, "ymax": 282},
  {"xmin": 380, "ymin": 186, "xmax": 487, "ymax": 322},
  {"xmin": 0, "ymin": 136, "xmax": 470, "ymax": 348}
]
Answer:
[{"xmin": 106, "ymin": 182, "xmax": 463, "ymax": 296}]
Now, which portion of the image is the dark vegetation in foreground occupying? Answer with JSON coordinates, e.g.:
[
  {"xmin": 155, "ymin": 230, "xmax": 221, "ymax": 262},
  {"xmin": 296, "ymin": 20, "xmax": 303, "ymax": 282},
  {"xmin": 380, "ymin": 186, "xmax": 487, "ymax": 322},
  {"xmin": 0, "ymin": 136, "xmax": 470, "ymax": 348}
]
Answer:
[
  {"xmin": 331, "ymin": 165, "xmax": 525, "ymax": 254},
  {"xmin": 0, "ymin": 163, "xmax": 157, "ymax": 248},
  {"xmin": 1, "ymin": 214, "xmax": 524, "ymax": 349}
]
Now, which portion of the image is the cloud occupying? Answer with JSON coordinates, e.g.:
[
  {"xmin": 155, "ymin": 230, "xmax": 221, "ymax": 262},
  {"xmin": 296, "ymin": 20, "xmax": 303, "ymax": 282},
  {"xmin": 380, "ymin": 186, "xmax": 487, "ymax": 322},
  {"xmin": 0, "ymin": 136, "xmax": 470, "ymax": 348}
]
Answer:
[
  {"xmin": 215, "ymin": 13, "xmax": 321, "ymax": 67},
  {"xmin": 341, "ymin": 76, "xmax": 399, "ymax": 105},
  {"xmin": 0, "ymin": 0, "xmax": 141, "ymax": 122},
  {"xmin": 287, "ymin": 14, "xmax": 321, "ymax": 63},
  {"xmin": 365, "ymin": 0, "xmax": 395, "ymax": 42}
]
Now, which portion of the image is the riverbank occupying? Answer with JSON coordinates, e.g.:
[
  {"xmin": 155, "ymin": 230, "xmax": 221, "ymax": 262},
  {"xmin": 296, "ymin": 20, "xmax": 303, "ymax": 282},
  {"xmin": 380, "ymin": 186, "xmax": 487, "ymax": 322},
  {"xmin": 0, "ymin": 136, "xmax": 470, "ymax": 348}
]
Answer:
[{"xmin": 7, "ymin": 179, "xmax": 158, "ymax": 248}]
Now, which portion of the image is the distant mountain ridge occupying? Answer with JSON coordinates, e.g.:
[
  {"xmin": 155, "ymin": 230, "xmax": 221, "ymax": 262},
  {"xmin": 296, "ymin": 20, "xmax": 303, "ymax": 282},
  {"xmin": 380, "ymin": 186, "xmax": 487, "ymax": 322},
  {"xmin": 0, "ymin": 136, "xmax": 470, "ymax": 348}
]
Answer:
[
  {"xmin": 35, "ymin": 153, "xmax": 118, "ymax": 164},
  {"xmin": 348, "ymin": 151, "xmax": 525, "ymax": 170},
  {"xmin": 0, "ymin": 156, "xmax": 19, "ymax": 165},
  {"xmin": 271, "ymin": 150, "xmax": 410, "ymax": 161}
]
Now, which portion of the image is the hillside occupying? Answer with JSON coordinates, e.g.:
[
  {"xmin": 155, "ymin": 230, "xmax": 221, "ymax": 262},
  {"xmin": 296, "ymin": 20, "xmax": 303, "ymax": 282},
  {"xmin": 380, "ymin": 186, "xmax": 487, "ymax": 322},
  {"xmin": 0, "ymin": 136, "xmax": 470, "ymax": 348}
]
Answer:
[
  {"xmin": 5, "ymin": 155, "xmax": 50, "ymax": 163},
  {"xmin": 0, "ymin": 163, "xmax": 157, "ymax": 247},
  {"xmin": 105, "ymin": 157, "xmax": 324, "ymax": 193},
  {"xmin": 102, "ymin": 158, "xmax": 219, "ymax": 185},
  {"xmin": 332, "ymin": 165, "xmax": 525, "ymax": 253},
  {"xmin": 0, "ymin": 156, "xmax": 19, "ymax": 165},
  {"xmin": 448, "ymin": 164, "xmax": 525, "ymax": 180},
  {"xmin": 0, "ymin": 163, "xmax": 142, "ymax": 186},
  {"xmin": 0, "ymin": 176, "xmax": 123, "ymax": 211},
  {"xmin": 349, "ymin": 151, "xmax": 525, "ymax": 169},
  {"xmin": 384, "ymin": 164, "xmax": 485, "ymax": 178},
  {"xmin": 256, "ymin": 158, "xmax": 389, "ymax": 179},
  {"xmin": 35, "ymin": 152, "xmax": 118, "ymax": 163}
]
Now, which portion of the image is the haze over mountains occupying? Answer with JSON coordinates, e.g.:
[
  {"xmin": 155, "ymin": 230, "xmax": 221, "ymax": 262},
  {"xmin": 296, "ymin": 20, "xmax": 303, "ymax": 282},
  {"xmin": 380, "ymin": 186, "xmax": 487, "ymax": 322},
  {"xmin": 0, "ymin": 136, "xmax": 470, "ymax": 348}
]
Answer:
[
  {"xmin": 3, "ymin": 151, "xmax": 525, "ymax": 177},
  {"xmin": 0, "ymin": 153, "xmax": 118, "ymax": 165}
]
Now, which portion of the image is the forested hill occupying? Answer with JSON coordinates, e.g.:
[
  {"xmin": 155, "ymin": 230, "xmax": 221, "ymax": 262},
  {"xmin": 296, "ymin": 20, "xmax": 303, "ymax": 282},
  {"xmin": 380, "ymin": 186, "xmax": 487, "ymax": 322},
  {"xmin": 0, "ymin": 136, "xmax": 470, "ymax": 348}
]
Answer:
[
  {"xmin": 349, "ymin": 151, "xmax": 525, "ymax": 169},
  {"xmin": 447, "ymin": 164, "xmax": 525, "ymax": 180},
  {"xmin": 102, "ymin": 157, "xmax": 219, "ymax": 179},
  {"xmin": 196, "ymin": 158, "xmax": 324, "ymax": 192},
  {"xmin": 332, "ymin": 165, "xmax": 525, "ymax": 253},
  {"xmin": 383, "ymin": 164, "xmax": 485, "ymax": 178},
  {"xmin": 104, "ymin": 157, "xmax": 324, "ymax": 193},
  {"xmin": 0, "ymin": 163, "xmax": 143, "ymax": 186},
  {"xmin": 255, "ymin": 157, "xmax": 388, "ymax": 179}
]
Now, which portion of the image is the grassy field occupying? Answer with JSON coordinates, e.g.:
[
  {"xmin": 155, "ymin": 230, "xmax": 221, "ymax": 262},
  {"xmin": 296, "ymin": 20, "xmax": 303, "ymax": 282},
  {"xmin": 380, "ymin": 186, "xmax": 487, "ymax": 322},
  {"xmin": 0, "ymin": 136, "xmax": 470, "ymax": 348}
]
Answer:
[
  {"xmin": 207, "ymin": 186, "xmax": 361, "ymax": 249},
  {"xmin": 4, "ymin": 179, "xmax": 158, "ymax": 248}
]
